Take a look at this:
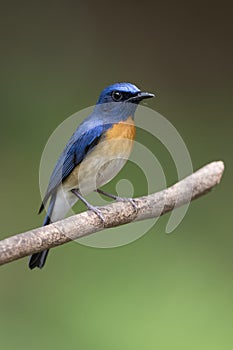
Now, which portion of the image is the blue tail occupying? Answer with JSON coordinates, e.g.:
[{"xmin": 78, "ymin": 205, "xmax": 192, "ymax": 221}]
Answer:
[
  {"xmin": 28, "ymin": 249, "xmax": 50, "ymax": 269},
  {"xmin": 29, "ymin": 195, "xmax": 55, "ymax": 270}
]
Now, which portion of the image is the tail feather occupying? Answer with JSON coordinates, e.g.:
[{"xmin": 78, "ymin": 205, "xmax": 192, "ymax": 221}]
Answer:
[
  {"xmin": 29, "ymin": 195, "xmax": 56, "ymax": 270},
  {"xmin": 28, "ymin": 250, "xmax": 49, "ymax": 270}
]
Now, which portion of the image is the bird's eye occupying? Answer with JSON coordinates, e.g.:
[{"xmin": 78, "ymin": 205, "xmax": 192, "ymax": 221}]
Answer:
[{"xmin": 111, "ymin": 91, "xmax": 123, "ymax": 102}]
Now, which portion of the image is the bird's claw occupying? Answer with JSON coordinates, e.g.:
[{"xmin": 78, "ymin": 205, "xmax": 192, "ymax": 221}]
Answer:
[
  {"xmin": 115, "ymin": 196, "xmax": 138, "ymax": 211},
  {"xmin": 88, "ymin": 205, "xmax": 105, "ymax": 222}
]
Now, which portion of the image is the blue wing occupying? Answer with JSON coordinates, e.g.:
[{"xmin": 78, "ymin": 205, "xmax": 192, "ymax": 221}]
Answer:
[{"xmin": 39, "ymin": 122, "xmax": 112, "ymax": 213}]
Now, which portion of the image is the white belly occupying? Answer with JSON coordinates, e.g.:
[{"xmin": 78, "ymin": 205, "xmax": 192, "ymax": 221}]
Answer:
[
  {"xmin": 63, "ymin": 138, "xmax": 134, "ymax": 195},
  {"xmin": 50, "ymin": 186, "xmax": 78, "ymax": 222},
  {"xmin": 76, "ymin": 138, "xmax": 133, "ymax": 195},
  {"xmin": 78, "ymin": 154, "xmax": 128, "ymax": 195}
]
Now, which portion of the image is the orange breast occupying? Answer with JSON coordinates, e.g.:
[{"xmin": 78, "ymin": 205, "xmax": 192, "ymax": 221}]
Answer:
[
  {"xmin": 105, "ymin": 116, "xmax": 136, "ymax": 141},
  {"xmin": 63, "ymin": 116, "xmax": 136, "ymax": 192}
]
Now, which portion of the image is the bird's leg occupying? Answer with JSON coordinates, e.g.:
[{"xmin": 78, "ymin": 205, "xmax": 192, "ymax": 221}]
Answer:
[
  {"xmin": 96, "ymin": 188, "xmax": 138, "ymax": 211},
  {"xmin": 96, "ymin": 188, "xmax": 119, "ymax": 201},
  {"xmin": 71, "ymin": 189, "xmax": 105, "ymax": 222}
]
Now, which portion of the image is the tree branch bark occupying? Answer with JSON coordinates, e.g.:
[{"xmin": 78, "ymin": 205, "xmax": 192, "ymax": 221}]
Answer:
[{"xmin": 0, "ymin": 161, "xmax": 224, "ymax": 266}]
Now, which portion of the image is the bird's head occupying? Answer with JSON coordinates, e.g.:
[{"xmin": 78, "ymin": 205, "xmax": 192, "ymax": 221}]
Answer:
[
  {"xmin": 97, "ymin": 82, "xmax": 154, "ymax": 105},
  {"xmin": 95, "ymin": 82, "xmax": 154, "ymax": 121}
]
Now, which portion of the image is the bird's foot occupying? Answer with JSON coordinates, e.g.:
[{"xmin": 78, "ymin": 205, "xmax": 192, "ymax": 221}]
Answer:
[
  {"xmin": 115, "ymin": 196, "xmax": 138, "ymax": 211},
  {"xmin": 71, "ymin": 189, "xmax": 105, "ymax": 222},
  {"xmin": 85, "ymin": 202, "xmax": 105, "ymax": 222}
]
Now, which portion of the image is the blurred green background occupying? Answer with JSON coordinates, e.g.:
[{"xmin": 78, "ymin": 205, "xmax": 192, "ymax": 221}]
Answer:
[{"xmin": 0, "ymin": 1, "xmax": 232, "ymax": 349}]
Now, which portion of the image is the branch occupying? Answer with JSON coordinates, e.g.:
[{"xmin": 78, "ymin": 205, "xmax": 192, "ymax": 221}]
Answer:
[{"xmin": 0, "ymin": 161, "xmax": 224, "ymax": 266}]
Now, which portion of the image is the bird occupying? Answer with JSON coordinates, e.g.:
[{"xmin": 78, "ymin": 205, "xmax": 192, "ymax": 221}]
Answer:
[{"xmin": 29, "ymin": 82, "xmax": 154, "ymax": 269}]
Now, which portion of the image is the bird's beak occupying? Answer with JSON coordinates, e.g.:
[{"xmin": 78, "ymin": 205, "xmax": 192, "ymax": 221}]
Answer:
[
  {"xmin": 137, "ymin": 91, "xmax": 155, "ymax": 100},
  {"xmin": 127, "ymin": 91, "xmax": 155, "ymax": 102}
]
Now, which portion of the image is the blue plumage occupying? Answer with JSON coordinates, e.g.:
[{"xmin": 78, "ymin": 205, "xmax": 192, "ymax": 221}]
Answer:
[
  {"xmin": 97, "ymin": 82, "xmax": 140, "ymax": 104},
  {"xmin": 39, "ymin": 123, "xmax": 113, "ymax": 212},
  {"xmin": 30, "ymin": 82, "xmax": 154, "ymax": 269}
]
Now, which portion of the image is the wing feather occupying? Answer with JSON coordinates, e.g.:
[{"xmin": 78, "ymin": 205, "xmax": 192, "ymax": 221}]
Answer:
[{"xmin": 39, "ymin": 122, "xmax": 112, "ymax": 213}]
